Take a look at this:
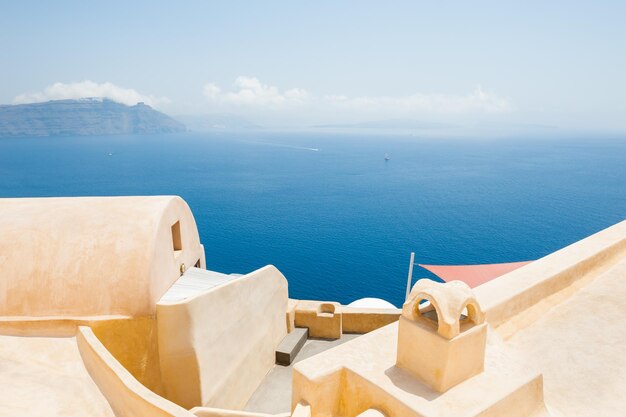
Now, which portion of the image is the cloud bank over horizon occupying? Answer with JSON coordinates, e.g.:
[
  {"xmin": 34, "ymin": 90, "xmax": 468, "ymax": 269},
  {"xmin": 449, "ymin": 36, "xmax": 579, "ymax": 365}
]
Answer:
[
  {"xmin": 13, "ymin": 81, "xmax": 170, "ymax": 108},
  {"xmin": 322, "ymin": 85, "xmax": 510, "ymax": 114},
  {"xmin": 203, "ymin": 76, "xmax": 309, "ymax": 107},
  {"xmin": 11, "ymin": 77, "xmax": 511, "ymax": 126},
  {"xmin": 202, "ymin": 76, "xmax": 511, "ymax": 124},
  {"xmin": 12, "ymin": 77, "xmax": 513, "ymax": 128}
]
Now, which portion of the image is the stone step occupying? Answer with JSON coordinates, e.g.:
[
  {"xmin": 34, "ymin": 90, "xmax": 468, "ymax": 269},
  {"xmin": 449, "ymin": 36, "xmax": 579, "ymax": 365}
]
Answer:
[{"xmin": 275, "ymin": 327, "xmax": 308, "ymax": 365}]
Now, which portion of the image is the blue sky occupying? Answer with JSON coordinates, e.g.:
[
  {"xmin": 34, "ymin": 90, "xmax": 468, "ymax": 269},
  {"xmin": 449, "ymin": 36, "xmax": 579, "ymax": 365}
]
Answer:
[{"xmin": 1, "ymin": 1, "xmax": 625, "ymax": 131}]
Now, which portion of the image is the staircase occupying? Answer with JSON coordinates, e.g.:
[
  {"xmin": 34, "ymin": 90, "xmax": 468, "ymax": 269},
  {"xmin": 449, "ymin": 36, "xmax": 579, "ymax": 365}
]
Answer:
[{"xmin": 159, "ymin": 267, "xmax": 239, "ymax": 303}]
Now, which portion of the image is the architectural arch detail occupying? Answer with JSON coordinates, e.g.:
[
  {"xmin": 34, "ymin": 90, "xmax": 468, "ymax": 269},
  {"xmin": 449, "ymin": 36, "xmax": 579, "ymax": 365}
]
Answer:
[{"xmin": 402, "ymin": 279, "xmax": 485, "ymax": 339}]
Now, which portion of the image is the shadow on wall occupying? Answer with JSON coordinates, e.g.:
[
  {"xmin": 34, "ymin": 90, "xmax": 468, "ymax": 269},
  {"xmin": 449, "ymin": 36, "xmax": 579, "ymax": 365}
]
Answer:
[{"xmin": 157, "ymin": 265, "xmax": 289, "ymax": 409}]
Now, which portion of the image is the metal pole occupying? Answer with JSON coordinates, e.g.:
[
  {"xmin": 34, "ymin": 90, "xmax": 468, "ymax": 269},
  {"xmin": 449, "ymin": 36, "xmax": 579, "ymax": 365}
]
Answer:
[{"xmin": 405, "ymin": 252, "xmax": 415, "ymax": 302}]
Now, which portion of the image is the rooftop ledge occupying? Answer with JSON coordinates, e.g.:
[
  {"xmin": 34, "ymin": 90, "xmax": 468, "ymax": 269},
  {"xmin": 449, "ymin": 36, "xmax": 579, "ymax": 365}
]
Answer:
[{"xmin": 475, "ymin": 219, "xmax": 626, "ymax": 330}]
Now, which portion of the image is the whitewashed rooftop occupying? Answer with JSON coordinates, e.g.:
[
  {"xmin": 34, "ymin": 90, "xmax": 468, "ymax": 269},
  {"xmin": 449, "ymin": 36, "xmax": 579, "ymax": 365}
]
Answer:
[{"xmin": 159, "ymin": 267, "xmax": 240, "ymax": 303}]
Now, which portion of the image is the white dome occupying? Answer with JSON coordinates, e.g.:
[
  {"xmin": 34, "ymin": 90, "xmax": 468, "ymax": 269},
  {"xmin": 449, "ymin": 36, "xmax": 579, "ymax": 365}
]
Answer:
[{"xmin": 347, "ymin": 297, "xmax": 397, "ymax": 309}]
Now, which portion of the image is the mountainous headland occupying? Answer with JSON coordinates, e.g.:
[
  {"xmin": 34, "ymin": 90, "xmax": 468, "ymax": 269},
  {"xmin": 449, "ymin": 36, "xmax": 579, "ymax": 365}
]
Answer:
[{"xmin": 0, "ymin": 98, "xmax": 186, "ymax": 137}]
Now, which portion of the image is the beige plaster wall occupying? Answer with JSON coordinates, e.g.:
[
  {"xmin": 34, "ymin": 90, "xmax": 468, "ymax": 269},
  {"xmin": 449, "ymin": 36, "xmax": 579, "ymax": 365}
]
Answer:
[
  {"xmin": 475, "ymin": 219, "xmax": 626, "ymax": 328},
  {"xmin": 294, "ymin": 301, "xmax": 342, "ymax": 339},
  {"xmin": 76, "ymin": 326, "xmax": 193, "ymax": 417},
  {"xmin": 292, "ymin": 361, "xmax": 422, "ymax": 417},
  {"xmin": 0, "ymin": 196, "xmax": 205, "ymax": 318},
  {"xmin": 91, "ymin": 317, "xmax": 164, "ymax": 394},
  {"xmin": 287, "ymin": 300, "xmax": 400, "ymax": 335},
  {"xmin": 157, "ymin": 265, "xmax": 288, "ymax": 410},
  {"xmin": 341, "ymin": 307, "xmax": 401, "ymax": 333},
  {"xmin": 293, "ymin": 322, "xmax": 548, "ymax": 417}
]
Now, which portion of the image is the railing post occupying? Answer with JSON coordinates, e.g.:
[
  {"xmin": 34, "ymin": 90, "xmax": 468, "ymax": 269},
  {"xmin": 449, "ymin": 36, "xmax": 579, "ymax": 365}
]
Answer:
[{"xmin": 406, "ymin": 252, "xmax": 415, "ymax": 302}]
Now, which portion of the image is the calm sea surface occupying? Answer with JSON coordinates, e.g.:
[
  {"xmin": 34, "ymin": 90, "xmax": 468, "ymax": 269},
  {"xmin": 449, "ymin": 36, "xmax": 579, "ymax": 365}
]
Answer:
[{"xmin": 1, "ymin": 132, "xmax": 625, "ymax": 306}]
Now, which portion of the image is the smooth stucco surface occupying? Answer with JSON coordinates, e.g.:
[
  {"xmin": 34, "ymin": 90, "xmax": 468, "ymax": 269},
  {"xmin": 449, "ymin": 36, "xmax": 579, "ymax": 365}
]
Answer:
[
  {"xmin": 157, "ymin": 265, "xmax": 289, "ymax": 409},
  {"xmin": 475, "ymin": 219, "xmax": 626, "ymax": 327},
  {"xmin": 0, "ymin": 196, "xmax": 205, "ymax": 318},
  {"xmin": 0, "ymin": 334, "xmax": 115, "ymax": 417},
  {"xmin": 90, "ymin": 316, "xmax": 164, "ymax": 394},
  {"xmin": 506, "ymin": 259, "xmax": 626, "ymax": 416},
  {"xmin": 76, "ymin": 326, "xmax": 193, "ymax": 417},
  {"xmin": 293, "ymin": 322, "xmax": 546, "ymax": 417}
]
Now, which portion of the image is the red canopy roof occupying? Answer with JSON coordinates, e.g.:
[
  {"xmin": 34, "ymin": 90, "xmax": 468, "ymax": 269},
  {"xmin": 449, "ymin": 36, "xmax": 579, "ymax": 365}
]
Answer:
[{"xmin": 418, "ymin": 261, "xmax": 532, "ymax": 288}]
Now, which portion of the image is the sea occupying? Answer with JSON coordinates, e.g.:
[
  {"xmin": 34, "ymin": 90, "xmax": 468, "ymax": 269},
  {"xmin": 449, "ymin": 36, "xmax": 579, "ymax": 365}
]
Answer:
[{"xmin": 1, "ymin": 131, "xmax": 625, "ymax": 307}]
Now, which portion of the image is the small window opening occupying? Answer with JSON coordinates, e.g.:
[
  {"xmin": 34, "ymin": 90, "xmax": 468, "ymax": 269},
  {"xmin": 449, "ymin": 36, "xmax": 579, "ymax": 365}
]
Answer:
[
  {"xmin": 420, "ymin": 305, "xmax": 439, "ymax": 325},
  {"xmin": 171, "ymin": 221, "xmax": 182, "ymax": 251},
  {"xmin": 414, "ymin": 298, "xmax": 439, "ymax": 330}
]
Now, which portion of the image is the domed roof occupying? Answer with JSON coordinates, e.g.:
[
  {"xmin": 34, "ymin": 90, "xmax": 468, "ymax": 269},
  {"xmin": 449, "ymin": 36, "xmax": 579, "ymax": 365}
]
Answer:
[{"xmin": 347, "ymin": 297, "xmax": 397, "ymax": 309}]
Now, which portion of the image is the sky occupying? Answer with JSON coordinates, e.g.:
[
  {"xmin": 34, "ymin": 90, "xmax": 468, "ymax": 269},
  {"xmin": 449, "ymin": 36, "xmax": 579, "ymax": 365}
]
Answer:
[{"xmin": 1, "ymin": 1, "xmax": 625, "ymax": 131}]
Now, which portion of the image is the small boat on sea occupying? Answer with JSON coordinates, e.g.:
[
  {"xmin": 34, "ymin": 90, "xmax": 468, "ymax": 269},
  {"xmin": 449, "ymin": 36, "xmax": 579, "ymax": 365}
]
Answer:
[{"xmin": 384, "ymin": 153, "xmax": 390, "ymax": 161}]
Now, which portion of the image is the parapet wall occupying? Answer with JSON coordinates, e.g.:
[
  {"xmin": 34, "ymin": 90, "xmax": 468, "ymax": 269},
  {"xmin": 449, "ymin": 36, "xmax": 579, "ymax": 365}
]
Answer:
[
  {"xmin": 341, "ymin": 307, "xmax": 401, "ymax": 333},
  {"xmin": 76, "ymin": 326, "xmax": 192, "ymax": 417},
  {"xmin": 475, "ymin": 219, "xmax": 626, "ymax": 328},
  {"xmin": 157, "ymin": 265, "xmax": 289, "ymax": 410}
]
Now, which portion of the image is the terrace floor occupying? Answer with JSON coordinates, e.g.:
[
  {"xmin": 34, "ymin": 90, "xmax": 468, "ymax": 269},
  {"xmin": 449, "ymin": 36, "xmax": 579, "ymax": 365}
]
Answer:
[
  {"xmin": 505, "ymin": 259, "xmax": 626, "ymax": 417},
  {"xmin": 244, "ymin": 334, "xmax": 362, "ymax": 414},
  {"xmin": 0, "ymin": 335, "xmax": 114, "ymax": 417}
]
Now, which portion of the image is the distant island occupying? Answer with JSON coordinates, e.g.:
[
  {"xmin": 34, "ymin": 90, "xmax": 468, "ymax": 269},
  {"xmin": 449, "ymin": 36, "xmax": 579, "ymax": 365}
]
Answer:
[
  {"xmin": 0, "ymin": 98, "xmax": 186, "ymax": 137},
  {"xmin": 176, "ymin": 113, "xmax": 260, "ymax": 131},
  {"xmin": 312, "ymin": 119, "xmax": 455, "ymax": 130}
]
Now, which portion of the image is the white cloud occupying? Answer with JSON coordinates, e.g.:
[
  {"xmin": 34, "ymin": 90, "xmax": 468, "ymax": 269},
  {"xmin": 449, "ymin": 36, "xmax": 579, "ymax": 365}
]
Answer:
[
  {"xmin": 203, "ymin": 77, "xmax": 510, "ymax": 116},
  {"xmin": 13, "ymin": 80, "xmax": 170, "ymax": 107},
  {"xmin": 325, "ymin": 85, "xmax": 510, "ymax": 114},
  {"xmin": 203, "ymin": 83, "xmax": 221, "ymax": 100},
  {"xmin": 203, "ymin": 76, "xmax": 308, "ymax": 107}
]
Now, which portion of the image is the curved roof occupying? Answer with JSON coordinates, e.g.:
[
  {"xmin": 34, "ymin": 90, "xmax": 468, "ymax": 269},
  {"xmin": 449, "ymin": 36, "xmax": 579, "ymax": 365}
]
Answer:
[
  {"xmin": 347, "ymin": 297, "xmax": 397, "ymax": 309},
  {"xmin": 0, "ymin": 196, "xmax": 204, "ymax": 318}
]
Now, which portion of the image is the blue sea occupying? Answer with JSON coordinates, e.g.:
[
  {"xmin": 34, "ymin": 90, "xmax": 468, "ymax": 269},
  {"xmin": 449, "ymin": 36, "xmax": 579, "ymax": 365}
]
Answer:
[{"xmin": 1, "ymin": 132, "xmax": 624, "ymax": 306}]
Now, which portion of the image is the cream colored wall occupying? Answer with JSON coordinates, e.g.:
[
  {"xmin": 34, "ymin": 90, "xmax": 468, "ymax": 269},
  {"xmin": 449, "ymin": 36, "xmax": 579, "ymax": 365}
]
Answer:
[
  {"xmin": 76, "ymin": 326, "xmax": 194, "ymax": 417},
  {"xmin": 289, "ymin": 302, "xmax": 400, "ymax": 337},
  {"xmin": 292, "ymin": 322, "xmax": 548, "ymax": 417},
  {"xmin": 475, "ymin": 219, "xmax": 626, "ymax": 328},
  {"xmin": 0, "ymin": 196, "xmax": 204, "ymax": 318},
  {"xmin": 294, "ymin": 301, "xmax": 342, "ymax": 339},
  {"xmin": 157, "ymin": 265, "xmax": 288, "ymax": 410},
  {"xmin": 341, "ymin": 307, "xmax": 400, "ymax": 334},
  {"xmin": 91, "ymin": 317, "xmax": 164, "ymax": 394},
  {"xmin": 292, "ymin": 355, "xmax": 423, "ymax": 417}
]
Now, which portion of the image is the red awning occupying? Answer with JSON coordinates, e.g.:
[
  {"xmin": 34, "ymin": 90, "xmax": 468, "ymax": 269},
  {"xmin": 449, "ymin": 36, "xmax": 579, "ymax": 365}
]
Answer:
[{"xmin": 418, "ymin": 261, "xmax": 532, "ymax": 288}]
